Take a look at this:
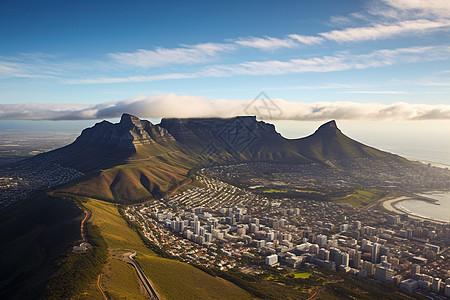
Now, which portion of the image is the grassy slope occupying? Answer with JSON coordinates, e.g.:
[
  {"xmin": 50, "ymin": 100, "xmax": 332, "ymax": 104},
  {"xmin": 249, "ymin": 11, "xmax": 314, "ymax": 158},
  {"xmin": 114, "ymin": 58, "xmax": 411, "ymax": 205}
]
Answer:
[
  {"xmin": 62, "ymin": 143, "xmax": 198, "ymax": 204},
  {"xmin": 82, "ymin": 197, "xmax": 254, "ymax": 300},
  {"xmin": 331, "ymin": 189, "xmax": 385, "ymax": 207},
  {"xmin": 100, "ymin": 259, "xmax": 148, "ymax": 300}
]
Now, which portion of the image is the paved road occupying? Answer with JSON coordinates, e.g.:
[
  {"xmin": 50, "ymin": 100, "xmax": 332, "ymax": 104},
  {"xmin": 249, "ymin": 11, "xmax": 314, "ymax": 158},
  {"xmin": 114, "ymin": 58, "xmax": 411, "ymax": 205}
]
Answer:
[
  {"xmin": 122, "ymin": 251, "xmax": 160, "ymax": 300},
  {"xmin": 80, "ymin": 208, "xmax": 91, "ymax": 242}
]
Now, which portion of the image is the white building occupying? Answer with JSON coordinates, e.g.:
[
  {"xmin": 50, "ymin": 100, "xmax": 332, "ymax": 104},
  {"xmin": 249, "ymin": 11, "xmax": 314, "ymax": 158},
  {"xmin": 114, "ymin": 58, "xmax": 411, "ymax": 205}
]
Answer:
[
  {"xmin": 265, "ymin": 254, "xmax": 278, "ymax": 266},
  {"xmin": 316, "ymin": 234, "xmax": 327, "ymax": 247}
]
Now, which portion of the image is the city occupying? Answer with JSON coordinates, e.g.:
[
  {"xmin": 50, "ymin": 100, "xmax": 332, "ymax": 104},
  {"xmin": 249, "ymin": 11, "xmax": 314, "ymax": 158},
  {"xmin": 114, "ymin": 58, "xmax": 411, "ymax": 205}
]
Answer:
[
  {"xmin": 0, "ymin": 153, "xmax": 83, "ymax": 209},
  {"xmin": 126, "ymin": 168, "xmax": 450, "ymax": 299}
]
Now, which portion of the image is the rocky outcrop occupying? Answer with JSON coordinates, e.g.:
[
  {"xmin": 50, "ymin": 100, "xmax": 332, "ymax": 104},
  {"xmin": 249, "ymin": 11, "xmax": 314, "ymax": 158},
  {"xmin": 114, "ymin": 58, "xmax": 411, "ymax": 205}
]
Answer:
[{"xmin": 73, "ymin": 113, "xmax": 175, "ymax": 149}]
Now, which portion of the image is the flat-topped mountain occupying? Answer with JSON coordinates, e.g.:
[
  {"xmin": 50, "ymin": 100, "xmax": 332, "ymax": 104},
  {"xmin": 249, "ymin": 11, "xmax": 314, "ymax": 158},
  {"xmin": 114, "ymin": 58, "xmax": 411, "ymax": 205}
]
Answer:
[
  {"xmin": 160, "ymin": 116, "xmax": 406, "ymax": 164},
  {"xmin": 28, "ymin": 114, "xmax": 409, "ymax": 203}
]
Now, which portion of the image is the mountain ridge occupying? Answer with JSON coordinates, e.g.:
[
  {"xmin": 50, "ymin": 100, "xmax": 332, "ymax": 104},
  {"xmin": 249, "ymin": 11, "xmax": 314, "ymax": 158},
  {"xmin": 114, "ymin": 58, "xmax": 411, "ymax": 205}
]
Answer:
[{"xmin": 35, "ymin": 114, "xmax": 411, "ymax": 203}]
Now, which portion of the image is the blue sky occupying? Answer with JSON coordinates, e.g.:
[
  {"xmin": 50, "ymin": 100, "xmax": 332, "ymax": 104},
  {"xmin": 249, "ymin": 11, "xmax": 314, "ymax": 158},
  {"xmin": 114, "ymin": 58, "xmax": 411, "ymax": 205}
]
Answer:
[{"xmin": 1, "ymin": 0, "xmax": 450, "ymax": 121}]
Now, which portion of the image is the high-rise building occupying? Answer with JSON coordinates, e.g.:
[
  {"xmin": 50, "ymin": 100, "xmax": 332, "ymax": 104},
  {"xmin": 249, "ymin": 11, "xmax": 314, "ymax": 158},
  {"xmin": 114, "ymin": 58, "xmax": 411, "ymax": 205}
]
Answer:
[
  {"xmin": 309, "ymin": 244, "xmax": 320, "ymax": 255},
  {"xmin": 176, "ymin": 220, "xmax": 184, "ymax": 232},
  {"xmin": 380, "ymin": 245, "xmax": 390, "ymax": 256},
  {"xmin": 199, "ymin": 226, "xmax": 205, "ymax": 236},
  {"xmin": 374, "ymin": 265, "xmax": 394, "ymax": 283},
  {"xmin": 256, "ymin": 240, "xmax": 265, "ymax": 248},
  {"xmin": 432, "ymin": 278, "xmax": 441, "ymax": 293},
  {"xmin": 341, "ymin": 252, "xmax": 349, "ymax": 267},
  {"xmin": 266, "ymin": 231, "xmax": 275, "ymax": 241},
  {"xmin": 193, "ymin": 220, "xmax": 200, "ymax": 235},
  {"xmin": 372, "ymin": 243, "xmax": 381, "ymax": 264},
  {"xmin": 340, "ymin": 224, "xmax": 349, "ymax": 232},
  {"xmin": 412, "ymin": 264, "xmax": 421, "ymax": 275},
  {"xmin": 386, "ymin": 215, "xmax": 400, "ymax": 225},
  {"xmin": 363, "ymin": 261, "xmax": 375, "ymax": 276},
  {"xmin": 265, "ymin": 254, "xmax": 278, "ymax": 266},
  {"xmin": 204, "ymin": 233, "xmax": 212, "ymax": 243},
  {"xmin": 317, "ymin": 234, "xmax": 327, "ymax": 247},
  {"xmin": 330, "ymin": 247, "xmax": 341, "ymax": 265},
  {"xmin": 353, "ymin": 251, "xmax": 362, "ymax": 269},
  {"xmin": 250, "ymin": 217, "xmax": 259, "ymax": 225},
  {"xmin": 353, "ymin": 220, "xmax": 361, "ymax": 230},
  {"xmin": 445, "ymin": 284, "xmax": 450, "ymax": 297},
  {"xmin": 319, "ymin": 248, "xmax": 330, "ymax": 261}
]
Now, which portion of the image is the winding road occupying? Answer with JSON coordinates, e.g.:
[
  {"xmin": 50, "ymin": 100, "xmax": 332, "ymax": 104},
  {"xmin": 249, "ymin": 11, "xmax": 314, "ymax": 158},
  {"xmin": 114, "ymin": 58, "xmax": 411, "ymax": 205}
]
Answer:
[
  {"xmin": 80, "ymin": 207, "xmax": 91, "ymax": 242},
  {"xmin": 122, "ymin": 251, "xmax": 161, "ymax": 300},
  {"xmin": 77, "ymin": 202, "xmax": 159, "ymax": 299}
]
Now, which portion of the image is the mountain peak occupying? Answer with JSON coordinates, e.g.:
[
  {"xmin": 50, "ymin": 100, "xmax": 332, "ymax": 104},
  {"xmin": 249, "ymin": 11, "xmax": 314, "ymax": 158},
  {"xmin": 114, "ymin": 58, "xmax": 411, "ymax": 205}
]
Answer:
[
  {"xmin": 314, "ymin": 120, "xmax": 340, "ymax": 135},
  {"xmin": 120, "ymin": 113, "xmax": 142, "ymax": 126},
  {"xmin": 321, "ymin": 120, "xmax": 338, "ymax": 128}
]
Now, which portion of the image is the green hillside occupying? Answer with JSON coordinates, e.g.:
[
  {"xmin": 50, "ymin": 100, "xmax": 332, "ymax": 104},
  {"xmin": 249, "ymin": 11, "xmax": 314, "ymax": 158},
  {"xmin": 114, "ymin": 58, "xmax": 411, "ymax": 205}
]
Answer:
[{"xmin": 79, "ymin": 197, "xmax": 254, "ymax": 300}]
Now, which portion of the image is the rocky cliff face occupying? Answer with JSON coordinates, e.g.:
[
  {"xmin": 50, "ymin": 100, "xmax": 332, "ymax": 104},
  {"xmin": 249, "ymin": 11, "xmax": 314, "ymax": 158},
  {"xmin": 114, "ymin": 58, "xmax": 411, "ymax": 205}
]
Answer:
[
  {"xmin": 54, "ymin": 113, "xmax": 408, "ymax": 173},
  {"xmin": 73, "ymin": 113, "xmax": 175, "ymax": 149},
  {"xmin": 159, "ymin": 116, "xmax": 283, "ymax": 150}
]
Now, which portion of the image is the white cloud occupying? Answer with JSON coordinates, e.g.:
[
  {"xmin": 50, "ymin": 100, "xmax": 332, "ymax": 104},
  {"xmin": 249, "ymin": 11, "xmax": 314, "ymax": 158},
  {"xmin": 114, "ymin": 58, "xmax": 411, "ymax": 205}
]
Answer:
[
  {"xmin": 109, "ymin": 42, "xmax": 235, "ymax": 67},
  {"xmin": 320, "ymin": 19, "xmax": 450, "ymax": 42},
  {"xmin": 338, "ymin": 90, "xmax": 410, "ymax": 94},
  {"xmin": 0, "ymin": 59, "xmax": 57, "ymax": 79},
  {"xmin": 287, "ymin": 34, "xmax": 324, "ymax": 45},
  {"xmin": 2, "ymin": 94, "xmax": 450, "ymax": 121},
  {"xmin": 67, "ymin": 45, "xmax": 450, "ymax": 84},
  {"xmin": 203, "ymin": 45, "xmax": 450, "ymax": 77},
  {"xmin": 381, "ymin": 0, "xmax": 450, "ymax": 19},
  {"xmin": 235, "ymin": 36, "xmax": 298, "ymax": 50},
  {"xmin": 66, "ymin": 73, "xmax": 196, "ymax": 84}
]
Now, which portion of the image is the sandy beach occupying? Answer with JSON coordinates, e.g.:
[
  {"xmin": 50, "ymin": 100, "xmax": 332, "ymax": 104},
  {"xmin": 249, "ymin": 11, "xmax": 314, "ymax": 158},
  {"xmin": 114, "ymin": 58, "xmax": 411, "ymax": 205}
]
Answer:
[{"xmin": 381, "ymin": 195, "xmax": 447, "ymax": 223}]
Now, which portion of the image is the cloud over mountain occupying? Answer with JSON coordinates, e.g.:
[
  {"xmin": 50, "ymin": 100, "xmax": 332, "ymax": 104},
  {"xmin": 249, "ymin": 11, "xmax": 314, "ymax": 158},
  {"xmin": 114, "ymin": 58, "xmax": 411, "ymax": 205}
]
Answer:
[{"xmin": 2, "ymin": 94, "xmax": 450, "ymax": 121}]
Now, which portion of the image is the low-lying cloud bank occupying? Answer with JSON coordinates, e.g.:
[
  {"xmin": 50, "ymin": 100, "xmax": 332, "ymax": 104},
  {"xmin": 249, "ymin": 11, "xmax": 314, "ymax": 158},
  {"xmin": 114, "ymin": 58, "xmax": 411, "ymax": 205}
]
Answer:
[{"xmin": 1, "ymin": 94, "xmax": 450, "ymax": 122}]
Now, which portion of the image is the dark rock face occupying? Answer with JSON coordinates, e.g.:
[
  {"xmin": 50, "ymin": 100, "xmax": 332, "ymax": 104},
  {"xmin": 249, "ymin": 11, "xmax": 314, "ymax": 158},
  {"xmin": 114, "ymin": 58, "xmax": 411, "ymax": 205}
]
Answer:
[
  {"xmin": 47, "ymin": 113, "xmax": 408, "ymax": 173},
  {"xmin": 74, "ymin": 113, "xmax": 175, "ymax": 149},
  {"xmin": 159, "ymin": 116, "xmax": 283, "ymax": 150}
]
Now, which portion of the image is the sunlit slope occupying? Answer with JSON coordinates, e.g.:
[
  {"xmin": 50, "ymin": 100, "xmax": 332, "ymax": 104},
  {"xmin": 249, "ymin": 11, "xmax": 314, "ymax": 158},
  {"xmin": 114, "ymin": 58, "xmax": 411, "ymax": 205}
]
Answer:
[
  {"xmin": 62, "ymin": 144, "xmax": 197, "ymax": 203},
  {"xmin": 83, "ymin": 197, "xmax": 254, "ymax": 300}
]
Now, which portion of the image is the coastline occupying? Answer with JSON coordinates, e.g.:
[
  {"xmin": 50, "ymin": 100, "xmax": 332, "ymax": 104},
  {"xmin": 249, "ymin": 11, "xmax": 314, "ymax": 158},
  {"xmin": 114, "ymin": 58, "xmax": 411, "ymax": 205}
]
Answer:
[
  {"xmin": 410, "ymin": 159, "xmax": 450, "ymax": 170},
  {"xmin": 381, "ymin": 195, "xmax": 448, "ymax": 224}
]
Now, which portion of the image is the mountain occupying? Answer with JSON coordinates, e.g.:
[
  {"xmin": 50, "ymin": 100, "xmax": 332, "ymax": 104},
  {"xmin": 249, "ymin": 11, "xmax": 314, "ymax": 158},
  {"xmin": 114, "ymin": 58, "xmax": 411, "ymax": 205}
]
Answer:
[
  {"xmin": 31, "ymin": 114, "xmax": 409, "ymax": 203},
  {"xmin": 293, "ymin": 120, "xmax": 408, "ymax": 162},
  {"xmin": 160, "ymin": 116, "xmax": 406, "ymax": 164},
  {"xmin": 159, "ymin": 116, "xmax": 310, "ymax": 163}
]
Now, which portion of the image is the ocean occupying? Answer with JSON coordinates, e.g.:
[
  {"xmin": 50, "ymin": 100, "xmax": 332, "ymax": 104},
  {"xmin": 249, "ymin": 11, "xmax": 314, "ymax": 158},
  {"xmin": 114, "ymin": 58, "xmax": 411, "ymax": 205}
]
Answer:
[{"xmin": 395, "ymin": 192, "xmax": 450, "ymax": 223}]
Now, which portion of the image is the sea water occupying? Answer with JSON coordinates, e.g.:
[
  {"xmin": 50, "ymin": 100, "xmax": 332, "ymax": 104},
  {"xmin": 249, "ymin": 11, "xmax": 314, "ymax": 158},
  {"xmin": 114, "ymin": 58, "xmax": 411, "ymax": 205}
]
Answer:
[{"xmin": 396, "ymin": 192, "xmax": 450, "ymax": 222}]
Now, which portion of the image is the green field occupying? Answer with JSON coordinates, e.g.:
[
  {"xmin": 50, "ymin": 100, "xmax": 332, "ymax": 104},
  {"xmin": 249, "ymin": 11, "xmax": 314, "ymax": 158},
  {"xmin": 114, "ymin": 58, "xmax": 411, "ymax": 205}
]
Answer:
[
  {"xmin": 82, "ymin": 197, "xmax": 253, "ymax": 300},
  {"xmin": 331, "ymin": 189, "xmax": 384, "ymax": 207},
  {"xmin": 292, "ymin": 272, "xmax": 312, "ymax": 279}
]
